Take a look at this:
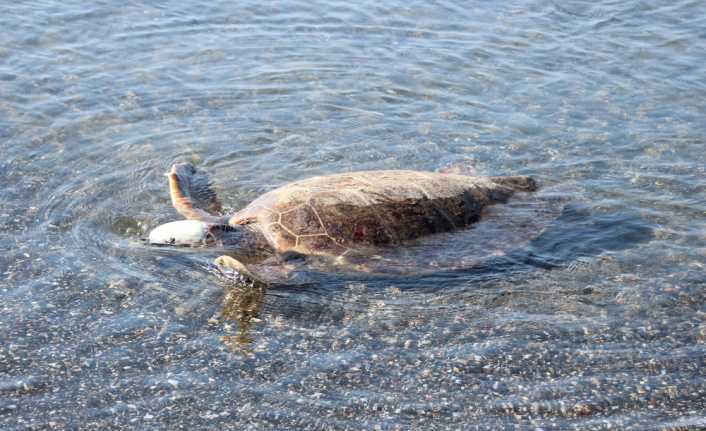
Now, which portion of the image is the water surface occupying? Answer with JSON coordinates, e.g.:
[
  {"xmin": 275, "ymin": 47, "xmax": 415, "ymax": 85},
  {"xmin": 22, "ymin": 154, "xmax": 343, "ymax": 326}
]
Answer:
[{"xmin": 1, "ymin": 0, "xmax": 705, "ymax": 429}]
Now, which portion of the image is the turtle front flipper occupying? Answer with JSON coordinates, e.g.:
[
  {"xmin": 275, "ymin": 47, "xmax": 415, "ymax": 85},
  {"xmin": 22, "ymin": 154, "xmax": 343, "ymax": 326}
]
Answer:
[
  {"xmin": 215, "ymin": 253, "xmax": 306, "ymax": 286},
  {"xmin": 167, "ymin": 162, "xmax": 224, "ymax": 223},
  {"xmin": 215, "ymin": 255, "xmax": 268, "ymax": 286}
]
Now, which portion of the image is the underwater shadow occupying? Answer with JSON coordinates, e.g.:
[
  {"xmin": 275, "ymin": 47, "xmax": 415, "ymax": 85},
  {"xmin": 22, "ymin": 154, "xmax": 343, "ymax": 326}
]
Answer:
[
  {"xmin": 281, "ymin": 204, "xmax": 655, "ymax": 291},
  {"xmin": 216, "ymin": 204, "xmax": 654, "ymax": 350}
]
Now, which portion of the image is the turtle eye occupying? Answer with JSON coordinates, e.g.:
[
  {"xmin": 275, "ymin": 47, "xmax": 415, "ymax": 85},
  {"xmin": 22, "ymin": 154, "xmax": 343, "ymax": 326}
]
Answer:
[
  {"xmin": 169, "ymin": 237, "xmax": 176, "ymax": 245},
  {"xmin": 205, "ymin": 230, "xmax": 218, "ymax": 244}
]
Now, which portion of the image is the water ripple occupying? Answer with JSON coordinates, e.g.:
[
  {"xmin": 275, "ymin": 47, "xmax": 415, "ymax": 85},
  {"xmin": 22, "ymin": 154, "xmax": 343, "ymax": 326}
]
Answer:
[{"xmin": 2, "ymin": 0, "xmax": 705, "ymax": 428}]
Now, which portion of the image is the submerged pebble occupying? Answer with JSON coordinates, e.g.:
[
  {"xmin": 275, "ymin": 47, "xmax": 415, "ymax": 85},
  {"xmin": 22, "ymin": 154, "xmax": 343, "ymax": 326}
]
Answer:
[{"xmin": 1, "ymin": 0, "xmax": 705, "ymax": 429}]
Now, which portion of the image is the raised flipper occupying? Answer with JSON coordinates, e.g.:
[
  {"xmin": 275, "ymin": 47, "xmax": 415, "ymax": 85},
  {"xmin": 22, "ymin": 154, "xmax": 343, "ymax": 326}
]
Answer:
[{"xmin": 167, "ymin": 162, "xmax": 224, "ymax": 223}]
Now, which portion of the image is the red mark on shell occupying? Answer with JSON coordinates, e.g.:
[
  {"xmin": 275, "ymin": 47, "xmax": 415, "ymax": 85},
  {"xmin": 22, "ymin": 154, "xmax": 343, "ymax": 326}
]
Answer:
[{"xmin": 354, "ymin": 224, "xmax": 366, "ymax": 240}]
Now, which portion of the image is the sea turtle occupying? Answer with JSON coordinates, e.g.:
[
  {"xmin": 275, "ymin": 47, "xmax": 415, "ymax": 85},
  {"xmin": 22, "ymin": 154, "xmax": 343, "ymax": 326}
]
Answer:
[{"xmin": 149, "ymin": 162, "xmax": 548, "ymax": 284}]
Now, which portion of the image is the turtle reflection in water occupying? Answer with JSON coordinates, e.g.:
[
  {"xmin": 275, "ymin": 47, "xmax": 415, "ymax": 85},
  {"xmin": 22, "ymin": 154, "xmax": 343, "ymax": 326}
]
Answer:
[{"xmin": 149, "ymin": 162, "xmax": 560, "ymax": 285}]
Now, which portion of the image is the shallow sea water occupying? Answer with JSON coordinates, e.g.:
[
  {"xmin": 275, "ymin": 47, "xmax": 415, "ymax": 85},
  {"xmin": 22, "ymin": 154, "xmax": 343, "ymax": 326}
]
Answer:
[{"xmin": 1, "ymin": 0, "xmax": 705, "ymax": 429}]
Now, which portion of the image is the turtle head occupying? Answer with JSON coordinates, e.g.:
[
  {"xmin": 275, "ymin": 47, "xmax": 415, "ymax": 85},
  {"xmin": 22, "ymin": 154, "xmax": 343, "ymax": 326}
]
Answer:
[
  {"xmin": 148, "ymin": 220, "xmax": 255, "ymax": 249},
  {"xmin": 148, "ymin": 220, "xmax": 215, "ymax": 246},
  {"xmin": 148, "ymin": 219, "xmax": 247, "ymax": 247}
]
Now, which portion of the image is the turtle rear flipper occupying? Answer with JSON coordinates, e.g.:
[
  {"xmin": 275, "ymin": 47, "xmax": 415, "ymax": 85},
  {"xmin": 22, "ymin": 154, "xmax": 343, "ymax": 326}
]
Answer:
[
  {"xmin": 437, "ymin": 159, "xmax": 478, "ymax": 176},
  {"xmin": 167, "ymin": 162, "xmax": 224, "ymax": 223},
  {"xmin": 489, "ymin": 175, "xmax": 538, "ymax": 192}
]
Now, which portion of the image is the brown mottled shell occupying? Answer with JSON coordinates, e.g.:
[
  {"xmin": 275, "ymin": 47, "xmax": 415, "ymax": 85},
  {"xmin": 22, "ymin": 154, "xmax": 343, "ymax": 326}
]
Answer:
[{"xmin": 228, "ymin": 170, "xmax": 523, "ymax": 257}]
